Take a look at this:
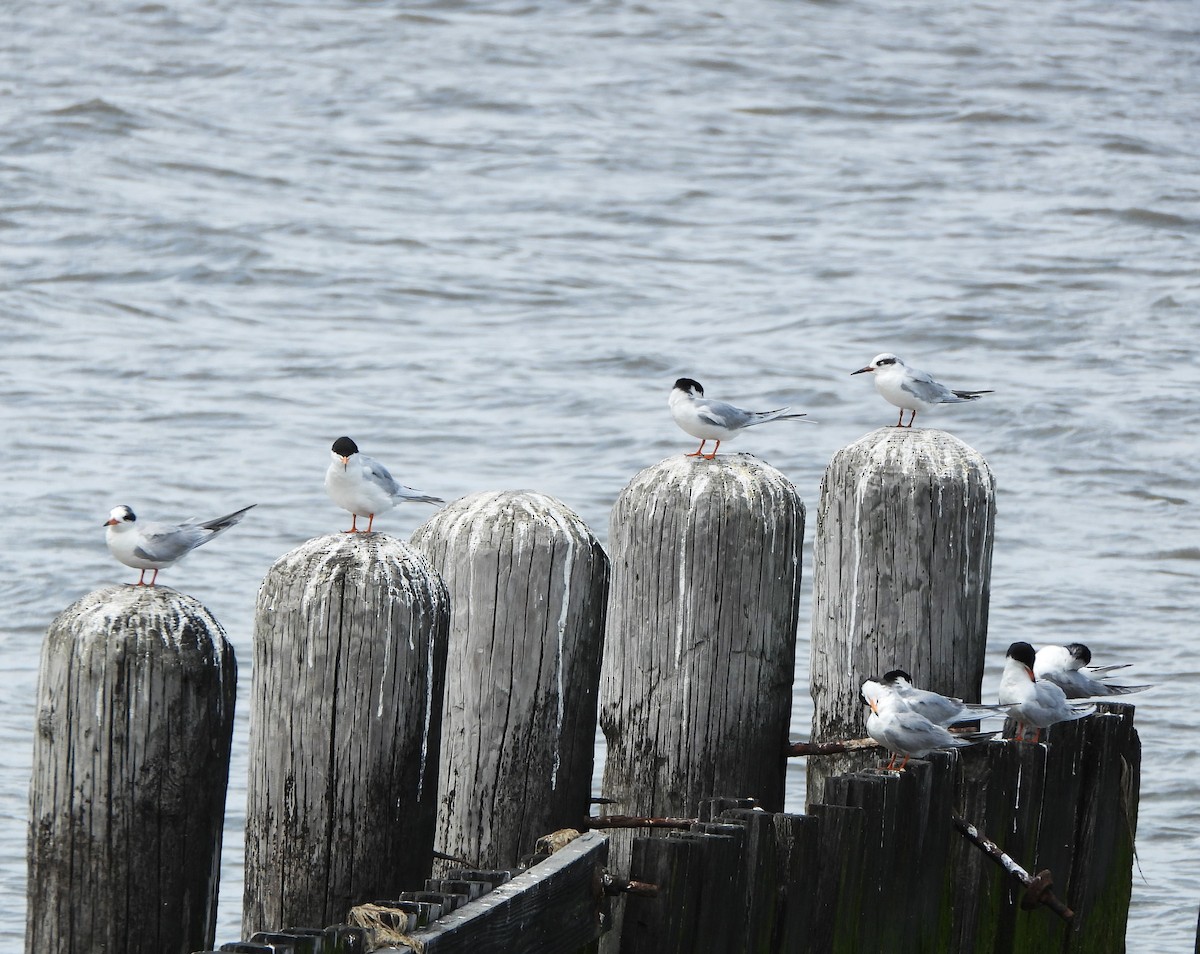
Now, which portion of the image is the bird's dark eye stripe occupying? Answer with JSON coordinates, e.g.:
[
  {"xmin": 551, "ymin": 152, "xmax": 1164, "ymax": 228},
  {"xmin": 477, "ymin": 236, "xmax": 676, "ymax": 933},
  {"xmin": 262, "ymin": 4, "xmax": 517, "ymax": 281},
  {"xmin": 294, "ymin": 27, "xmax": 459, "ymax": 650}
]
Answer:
[{"xmin": 877, "ymin": 358, "xmax": 896, "ymax": 365}]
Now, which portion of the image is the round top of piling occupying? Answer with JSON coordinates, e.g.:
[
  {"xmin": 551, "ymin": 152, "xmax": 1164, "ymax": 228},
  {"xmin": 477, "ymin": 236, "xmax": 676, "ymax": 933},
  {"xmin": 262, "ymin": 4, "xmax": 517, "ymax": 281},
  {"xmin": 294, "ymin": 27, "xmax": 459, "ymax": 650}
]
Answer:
[
  {"xmin": 411, "ymin": 490, "xmax": 599, "ymax": 550},
  {"xmin": 48, "ymin": 583, "xmax": 230, "ymax": 660},
  {"xmin": 617, "ymin": 453, "xmax": 802, "ymax": 507},
  {"xmin": 832, "ymin": 427, "xmax": 994, "ymax": 484},
  {"xmin": 264, "ymin": 531, "xmax": 445, "ymax": 593}
]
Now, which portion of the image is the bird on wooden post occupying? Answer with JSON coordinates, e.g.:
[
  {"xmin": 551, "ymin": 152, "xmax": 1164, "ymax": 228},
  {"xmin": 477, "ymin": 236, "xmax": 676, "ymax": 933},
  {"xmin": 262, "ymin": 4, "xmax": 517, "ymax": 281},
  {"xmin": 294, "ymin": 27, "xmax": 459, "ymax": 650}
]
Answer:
[
  {"xmin": 103, "ymin": 503, "xmax": 256, "ymax": 585},
  {"xmin": 668, "ymin": 377, "xmax": 814, "ymax": 459},
  {"xmin": 851, "ymin": 353, "xmax": 991, "ymax": 427},
  {"xmin": 1034, "ymin": 643, "xmax": 1153, "ymax": 698},
  {"xmin": 998, "ymin": 641, "xmax": 1094, "ymax": 742},
  {"xmin": 862, "ymin": 680, "xmax": 995, "ymax": 770},
  {"xmin": 325, "ymin": 436, "xmax": 444, "ymax": 533}
]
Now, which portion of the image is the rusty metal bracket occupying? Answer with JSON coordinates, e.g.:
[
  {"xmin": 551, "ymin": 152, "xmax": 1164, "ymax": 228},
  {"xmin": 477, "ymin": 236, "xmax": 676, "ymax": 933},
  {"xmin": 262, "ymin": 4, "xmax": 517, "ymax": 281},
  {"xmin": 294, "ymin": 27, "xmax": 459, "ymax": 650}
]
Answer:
[{"xmin": 952, "ymin": 814, "xmax": 1074, "ymax": 921}]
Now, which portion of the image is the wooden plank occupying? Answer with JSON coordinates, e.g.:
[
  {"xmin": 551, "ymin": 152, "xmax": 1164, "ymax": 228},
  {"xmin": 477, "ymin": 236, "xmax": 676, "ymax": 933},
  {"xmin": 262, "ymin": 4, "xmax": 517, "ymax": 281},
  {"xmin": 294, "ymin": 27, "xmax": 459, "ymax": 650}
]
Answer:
[
  {"xmin": 721, "ymin": 809, "xmax": 783, "ymax": 954},
  {"xmin": 949, "ymin": 739, "xmax": 1047, "ymax": 954},
  {"xmin": 244, "ymin": 534, "xmax": 450, "ymax": 933},
  {"xmin": 384, "ymin": 831, "xmax": 608, "ymax": 954},
  {"xmin": 809, "ymin": 803, "xmax": 867, "ymax": 954},
  {"xmin": 411, "ymin": 492, "xmax": 610, "ymax": 870},
  {"xmin": 1062, "ymin": 704, "xmax": 1140, "ymax": 952},
  {"xmin": 688, "ymin": 824, "xmax": 749, "ymax": 953},
  {"xmin": 622, "ymin": 833, "xmax": 710, "ymax": 954},
  {"xmin": 27, "ymin": 585, "xmax": 236, "ymax": 954},
  {"xmin": 769, "ymin": 813, "xmax": 821, "ymax": 954},
  {"xmin": 808, "ymin": 428, "xmax": 995, "ymax": 802}
]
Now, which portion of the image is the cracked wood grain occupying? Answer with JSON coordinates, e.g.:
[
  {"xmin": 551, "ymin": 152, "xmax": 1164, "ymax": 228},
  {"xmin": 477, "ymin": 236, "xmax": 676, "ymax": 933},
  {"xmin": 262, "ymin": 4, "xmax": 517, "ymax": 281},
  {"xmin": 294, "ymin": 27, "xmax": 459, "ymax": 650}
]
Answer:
[{"xmin": 244, "ymin": 533, "xmax": 449, "ymax": 934}]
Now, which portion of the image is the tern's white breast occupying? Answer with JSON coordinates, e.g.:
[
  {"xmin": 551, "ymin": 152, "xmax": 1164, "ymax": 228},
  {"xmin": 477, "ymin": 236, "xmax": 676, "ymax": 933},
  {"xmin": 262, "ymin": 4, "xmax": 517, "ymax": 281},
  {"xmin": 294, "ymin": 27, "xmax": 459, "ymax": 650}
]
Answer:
[{"xmin": 325, "ymin": 461, "xmax": 396, "ymax": 516}]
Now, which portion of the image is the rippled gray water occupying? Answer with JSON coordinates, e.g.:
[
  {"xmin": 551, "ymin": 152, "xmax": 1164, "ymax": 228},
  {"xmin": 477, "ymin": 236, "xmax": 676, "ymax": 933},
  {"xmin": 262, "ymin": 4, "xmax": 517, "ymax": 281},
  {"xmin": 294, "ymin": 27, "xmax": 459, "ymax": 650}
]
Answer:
[{"xmin": 3, "ymin": 0, "xmax": 1199, "ymax": 948}]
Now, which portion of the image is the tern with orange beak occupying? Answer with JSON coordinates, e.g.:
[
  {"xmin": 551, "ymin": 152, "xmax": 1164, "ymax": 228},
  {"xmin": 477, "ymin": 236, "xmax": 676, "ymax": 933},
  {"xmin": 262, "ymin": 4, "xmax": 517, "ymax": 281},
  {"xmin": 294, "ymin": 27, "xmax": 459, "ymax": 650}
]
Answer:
[
  {"xmin": 862, "ymin": 679, "xmax": 994, "ymax": 771},
  {"xmin": 324, "ymin": 436, "xmax": 444, "ymax": 533},
  {"xmin": 998, "ymin": 641, "xmax": 1094, "ymax": 742},
  {"xmin": 668, "ymin": 377, "xmax": 814, "ymax": 460},
  {"xmin": 104, "ymin": 503, "xmax": 256, "ymax": 585},
  {"xmin": 851, "ymin": 353, "xmax": 991, "ymax": 427}
]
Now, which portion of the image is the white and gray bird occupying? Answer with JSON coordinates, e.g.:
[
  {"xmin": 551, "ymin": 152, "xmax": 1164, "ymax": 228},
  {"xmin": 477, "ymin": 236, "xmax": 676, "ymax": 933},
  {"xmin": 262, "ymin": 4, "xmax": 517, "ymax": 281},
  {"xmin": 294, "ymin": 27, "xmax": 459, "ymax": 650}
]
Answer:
[
  {"xmin": 851, "ymin": 353, "xmax": 991, "ymax": 428},
  {"xmin": 104, "ymin": 503, "xmax": 256, "ymax": 586},
  {"xmin": 998, "ymin": 641, "xmax": 1094, "ymax": 742},
  {"xmin": 862, "ymin": 680, "xmax": 994, "ymax": 771},
  {"xmin": 1034, "ymin": 643, "xmax": 1152, "ymax": 699},
  {"xmin": 325, "ymin": 436, "xmax": 444, "ymax": 533},
  {"xmin": 669, "ymin": 377, "xmax": 814, "ymax": 459},
  {"xmin": 880, "ymin": 670, "xmax": 1008, "ymax": 726}
]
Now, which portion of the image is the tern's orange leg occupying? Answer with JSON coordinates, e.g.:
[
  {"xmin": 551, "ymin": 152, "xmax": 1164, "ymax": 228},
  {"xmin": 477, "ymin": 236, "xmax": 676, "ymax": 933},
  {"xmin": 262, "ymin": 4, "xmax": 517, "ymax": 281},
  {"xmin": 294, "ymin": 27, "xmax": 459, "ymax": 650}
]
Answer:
[
  {"xmin": 898, "ymin": 754, "xmax": 910, "ymax": 771},
  {"xmin": 149, "ymin": 568, "xmax": 158, "ymax": 586},
  {"xmin": 366, "ymin": 513, "xmax": 375, "ymax": 533},
  {"xmin": 685, "ymin": 440, "xmax": 708, "ymax": 457},
  {"xmin": 344, "ymin": 514, "xmax": 360, "ymax": 533},
  {"xmin": 701, "ymin": 440, "xmax": 721, "ymax": 460},
  {"xmin": 137, "ymin": 569, "xmax": 147, "ymax": 586},
  {"xmin": 896, "ymin": 409, "xmax": 905, "ymax": 427}
]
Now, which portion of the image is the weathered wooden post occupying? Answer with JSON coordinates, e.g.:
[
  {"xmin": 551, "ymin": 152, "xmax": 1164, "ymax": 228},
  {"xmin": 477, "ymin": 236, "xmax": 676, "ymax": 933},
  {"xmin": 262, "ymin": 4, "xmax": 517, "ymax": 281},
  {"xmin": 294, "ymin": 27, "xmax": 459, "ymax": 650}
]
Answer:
[
  {"xmin": 411, "ymin": 491, "xmax": 609, "ymax": 869},
  {"xmin": 600, "ymin": 454, "xmax": 802, "ymax": 952},
  {"xmin": 27, "ymin": 585, "xmax": 236, "ymax": 954},
  {"xmin": 808, "ymin": 427, "xmax": 995, "ymax": 799},
  {"xmin": 601, "ymin": 454, "xmax": 803, "ymax": 815},
  {"xmin": 244, "ymin": 533, "xmax": 450, "ymax": 933}
]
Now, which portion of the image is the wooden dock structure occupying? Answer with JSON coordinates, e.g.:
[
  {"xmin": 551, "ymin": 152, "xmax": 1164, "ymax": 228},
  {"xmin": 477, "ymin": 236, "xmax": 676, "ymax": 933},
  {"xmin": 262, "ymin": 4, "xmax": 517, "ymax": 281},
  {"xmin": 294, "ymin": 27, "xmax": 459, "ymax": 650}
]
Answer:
[{"xmin": 25, "ymin": 432, "xmax": 1147, "ymax": 954}]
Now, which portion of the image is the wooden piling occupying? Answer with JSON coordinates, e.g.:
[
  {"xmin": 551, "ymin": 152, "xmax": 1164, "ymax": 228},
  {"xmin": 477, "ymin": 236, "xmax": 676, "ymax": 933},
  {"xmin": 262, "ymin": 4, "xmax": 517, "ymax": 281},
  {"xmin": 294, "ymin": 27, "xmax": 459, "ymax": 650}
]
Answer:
[
  {"xmin": 244, "ymin": 533, "xmax": 450, "ymax": 933},
  {"xmin": 808, "ymin": 427, "xmax": 995, "ymax": 800},
  {"xmin": 411, "ymin": 491, "xmax": 609, "ymax": 869},
  {"xmin": 600, "ymin": 454, "xmax": 805, "ymax": 817},
  {"xmin": 27, "ymin": 585, "xmax": 236, "ymax": 954}
]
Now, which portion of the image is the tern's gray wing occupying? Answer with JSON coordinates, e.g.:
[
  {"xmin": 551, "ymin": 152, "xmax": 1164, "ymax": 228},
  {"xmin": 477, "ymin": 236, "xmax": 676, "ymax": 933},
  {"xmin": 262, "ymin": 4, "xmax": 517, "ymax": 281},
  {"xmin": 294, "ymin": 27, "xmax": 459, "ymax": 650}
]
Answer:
[
  {"xmin": 1042, "ymin": 670, "xmax": 1151, "ymax": 699},
  {"xmin": 361, "ymin": 454, "xmax": 402, "ymax": 495},
  {"xmin": 900, "ymin": 367, "xmax": 957, "ymax": 404},
  {"xmin": 890, "ymin": 710, "xmax": 960, "ymax": 752},
  {"xmin": 363, "ymin": 454, "xmax": 444, "ymax": 505},
  {"xmin": 133, "ymin": 522, "xmax": 207, "ymax": 562},
  {"xmin": 693, "ymin": 397, "xmax": 753, "ymax": 430}
]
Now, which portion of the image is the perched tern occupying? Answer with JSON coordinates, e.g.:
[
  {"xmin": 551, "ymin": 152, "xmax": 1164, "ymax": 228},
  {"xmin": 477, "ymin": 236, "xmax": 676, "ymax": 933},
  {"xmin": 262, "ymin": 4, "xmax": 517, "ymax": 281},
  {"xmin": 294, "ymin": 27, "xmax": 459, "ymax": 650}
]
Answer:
[
  {"xmin": 881, "ymin": 670, "xmax": 1008, "ymax": 726},
  {"xmin": 669, "ymin": 377, "xmax": 814, "ymax": 459},
  {"xmin": 104, "ymin": 503, "xmax": 256, "ymax": 586},
  {"xmin": 998, "ymin": 642, "xmax": 1094, "ymax": 742},
  {"xmin": 325, "ymin": 436, "xmax": 444, "ymax": 533},
  {"xmin": 851, "ymin": 353, "xmax": 991, "ymax": 427},
  {"xmin": 1034, "ymin": 643, "xmax": 1152, "ymax": 699},
  {"xmin": 862, "ymin": 680, "xmax": 994, "ymax": 770}
]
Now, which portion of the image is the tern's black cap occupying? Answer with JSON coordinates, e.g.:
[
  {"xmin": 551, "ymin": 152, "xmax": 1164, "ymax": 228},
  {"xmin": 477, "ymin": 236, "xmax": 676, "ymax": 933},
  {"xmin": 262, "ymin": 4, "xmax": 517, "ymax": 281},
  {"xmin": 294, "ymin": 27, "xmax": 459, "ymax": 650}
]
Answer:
[
  {"xmin": 331, "ymin": 436, "xmax": 359, "ymax": 457},
  {"xmin": 1065, "ymin": 643, "xmax": 1092, "ymax": 665},
  {"xmin": 1006, "ymin": 641, "xmax": 1037, "ymax": 668},
  {"xmin": 882, "ymin": 669, "xmax": 912, "ymax": 685},
  {"xmin": 674, "ymin": 377, "xmax": 703, "ymax": 395}
]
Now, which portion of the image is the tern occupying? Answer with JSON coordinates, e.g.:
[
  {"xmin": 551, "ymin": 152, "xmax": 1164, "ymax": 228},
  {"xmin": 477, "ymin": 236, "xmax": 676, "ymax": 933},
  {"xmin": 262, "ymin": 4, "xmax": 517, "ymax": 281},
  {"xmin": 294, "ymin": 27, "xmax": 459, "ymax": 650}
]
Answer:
[
  {"xmin": 881, "ymin": 670, "xmax": 1008, "ymax": 726},
  {"xmin": 1034, "ymin": 643, "xmax": 1152, "ymax": 699},
  {"xmin": 998, "ymin": 641, "xmax": 1094, "ymax": 742},
  {"xmin": 325, "ymin": 436, "xmax": 444, "ymax": 533},
  {"xmin": 104, "ymin": 503, "xmax": 256, "ymax": 586},
  {"xmin": 669, "ymin": 377, "xmax": 813, "ymax": 459},
  {"xmin": 863, "ymin": 680, "xmax": 995, "ymax": 770},
  {"xmin": 851, "ymin": 353, "xmax": 991, "ymax": 427}
]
